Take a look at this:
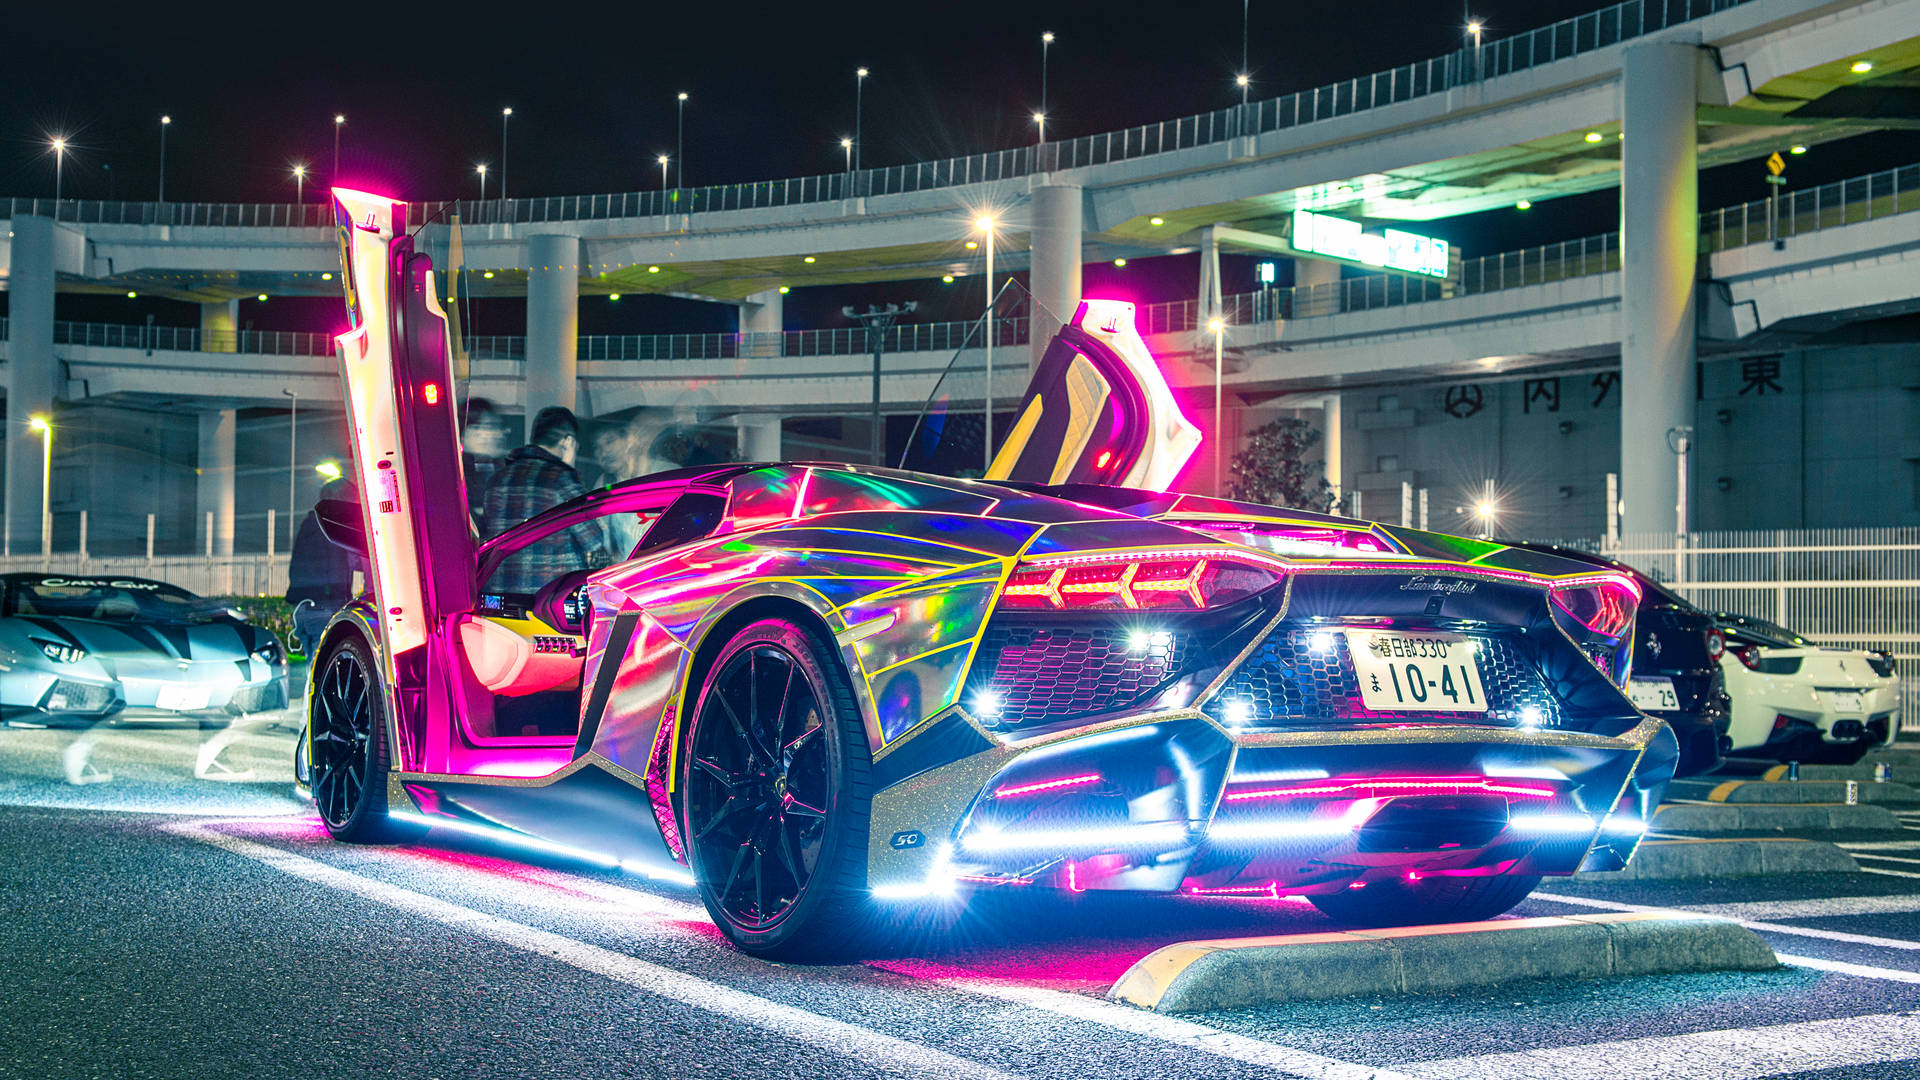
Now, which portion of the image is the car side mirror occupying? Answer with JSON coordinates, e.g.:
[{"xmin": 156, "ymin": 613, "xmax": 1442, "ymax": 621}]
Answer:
[{"xmin": 314, "ymin": 498, "xmax": 368, "ymax": 555}]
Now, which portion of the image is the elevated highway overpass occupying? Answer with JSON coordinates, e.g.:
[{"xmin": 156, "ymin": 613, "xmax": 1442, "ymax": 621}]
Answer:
[{"xmin": 2, "ymin": 0, "xmax": 1918, "ymax": 545}]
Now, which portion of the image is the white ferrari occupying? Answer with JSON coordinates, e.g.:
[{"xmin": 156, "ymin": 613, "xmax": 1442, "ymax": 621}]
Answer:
[{"xmin": 1717, "ymin": 613, "xmax": 1901, "ymax": 764}]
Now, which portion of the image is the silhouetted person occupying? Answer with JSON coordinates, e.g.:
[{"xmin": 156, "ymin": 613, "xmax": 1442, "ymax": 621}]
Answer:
[
  {"xmin": 483, "ymin": 406, "xmax": 609, "ymax": 592},
  {"xmin": 461, "ymin": 396, "xmax": 509, "ymax": 533},
  {"xmin": 286, "ymin": 477, "xmax": 364, "ymax": 653}
]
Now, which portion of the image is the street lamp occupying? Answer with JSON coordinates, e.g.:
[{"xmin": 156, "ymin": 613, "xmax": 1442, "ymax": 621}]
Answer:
[
  {"xmin": 854, "ymin": 69, "xmax": 868, "ymax": 174},
  {"xmin": 1236, "ymin": 72, "xmax": 1250, "ymax": 106},
  {"xmin": 840, "ymin": 137, "xmax": 853, "ymax": 173},
  {"xmin": 475, "ymin": 163, "xmax": 488, "ymax": 201},
  {"xmin": 282, "ymin": 390, "xmax": 298, "ymax": 555},
  {"xmin": 28, "ymin": 415, "xmax": 51, "ymax": 560},
  {"xmin": 500, "ymin": 108, "xmax": 512, "ymax": 199},
  {"xmin": 291, "ymin": 163, "xmax": 307, "ymax": 204},
  {"xmin": 1032, "ymin": 112, "xmax": 1047, "ymax": 144},
  {"xmin": 676, "ymin": 92, "xmax": 688, "ymax": 188},
  {"xmin": 1466, "ymin": 18, "xmax": 1485, "ymax": 81},
  {"xmin": 158, "ymin": 116, "xmax": 170, "ymax": 203},
  {"xmin": 1208, "ymin": 317, "xmax": 1226, "ymax": 496},
  {"xmin": 50, "ymin": 137, "xmax": 68, "ymax": 211},
  {"xmin": 332, "ymin": 115, "xmax": 345, "ymax": 182},
  {"xmin": 974, "ymin": 215, "xmax": 997, "ymax": 472},
  {"xmin": 657, "ymin": 154, "xmax": 670, "ymax": 191},
  {"xmin": 1040, "ymin": 32, "xmax": 1054, "ymax": 130}
]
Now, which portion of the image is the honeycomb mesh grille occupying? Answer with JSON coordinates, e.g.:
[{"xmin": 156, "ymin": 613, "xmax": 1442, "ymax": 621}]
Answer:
[
  {"xmin": 45, "ymin": 680, "xmax": 115, "ymax": 712},
  {"xmin": 1206, "ymin": 627, "xmax": 1559, "ymax": 729},
  {"xmin": 227, "ymin": 681, "xmax": 288, "ymax": 714},
  {"xmin": 973, "ymin": 625, "xmax": 1190, "ymax": 726}
]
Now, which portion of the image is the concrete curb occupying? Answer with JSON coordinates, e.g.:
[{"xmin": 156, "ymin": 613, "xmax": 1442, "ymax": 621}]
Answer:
[
  {"xmin": 1675, "ymin": 779, "xmax": 1920, "ymax": 804},
  {"xmin": 1107, "ymin": 912, "xmax": 1776, "ymax": 1012},
  {"xmin": 1653, "ymin": 802, "xmax": 1906, "ymax": 832},
  {"xmin": 1594, "ymin": 837, "xmax": 1859, "ymax": 880}
]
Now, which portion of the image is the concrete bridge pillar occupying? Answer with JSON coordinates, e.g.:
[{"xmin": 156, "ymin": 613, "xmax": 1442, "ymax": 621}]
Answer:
[
  {"xmin": 1619, "ymin": 40, "xmax": 1702, "ymax": 536},
  {"xmin": 201, "ymin": 299, "xmax": 239, "ymax": 352},
  {"xmin": 196, "ymin": 409, "xmax": 236, "ymax": 557},
  {"xmin": 526, "ymin": 234, "xmax": 581, "ymax": 419},
  {"xmin": 740, "ymin": 287, "xmax": 784, "ymax": 358},
  {"xmin": 734, "ymin": 415, "xmax": 783, "ymax": 463},
  {"xmin": 5, "ymin": 216, "xmax": 58, "ymax": 557},
  {"xmin": 1028, "ymin": 183, "xmax": 1084, "ymax": 378}
]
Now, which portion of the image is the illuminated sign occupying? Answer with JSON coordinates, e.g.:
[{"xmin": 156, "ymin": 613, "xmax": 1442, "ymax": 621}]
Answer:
[
  {"xmin": 1291, "ymin": 209, "xmax": 1450, "ymax": 278},
  {"xmin": 1256, "ymin": 261, "xmax": 1277, "ymax": 284}
]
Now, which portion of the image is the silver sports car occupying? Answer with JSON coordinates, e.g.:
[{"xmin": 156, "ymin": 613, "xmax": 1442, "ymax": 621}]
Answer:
[{"xmin": 0, "ymin": 573, "xmax": 289, "ymax": 725}]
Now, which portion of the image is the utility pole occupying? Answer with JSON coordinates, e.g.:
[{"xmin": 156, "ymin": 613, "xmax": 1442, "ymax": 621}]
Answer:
[{"xmin": 843, "ymin": 303, "xmax": 918, "ymax": 467}]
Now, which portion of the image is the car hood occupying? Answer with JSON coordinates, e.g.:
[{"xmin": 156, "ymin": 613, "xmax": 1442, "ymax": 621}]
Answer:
[{"xmin": 9, "ymin": 615, "xmax": 262, "ymax": 665}]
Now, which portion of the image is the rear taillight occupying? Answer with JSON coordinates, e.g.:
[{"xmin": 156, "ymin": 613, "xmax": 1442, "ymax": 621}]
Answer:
[
  {"xmin": 1867, "ymin": 652, "xmax": 1897, "ymax": 678},
  {"xmin": 1000, "ymin": 550, "xmax": 1283, "ymax": 611},
  {"xmin": 1549, "ymin": 577, "xmax": 1639, "ymax": 639},
  {"xmin": 1732, "ymin": 645, "xmax": 1760, "ymax": 670},
  {"xmin": 1706, "ymin": 629, "xmax": 1726, "ymax": 660}
]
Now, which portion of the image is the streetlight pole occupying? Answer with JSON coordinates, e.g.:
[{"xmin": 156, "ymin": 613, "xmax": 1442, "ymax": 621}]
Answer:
[
  {"xmin": 1041, "ymin": 32, "xmax": 1053, "ymax": 125},
  {"xmin": 1033, "ymin": 112, "xmax": 1047, "ymax": 145},
  {"xmin": 500, "ymin": 108, "xmax": 512, "ymax": 199},
  {"xmin": 1209, "ymin": 317, "xmax": 1226, "ymax": 496},
  {"xmin": 158, "ymin": 116, "xmax": 170, "ymax": 202},
  {"xmin": 676, "ymin": 93, "xmax": 688, "ymax": 189},
  {"xmin": 292, "ymin": 164, "xmax": 306, "ymax": 204},
  {"xmin": 844, "ymin": 303, "xmax": 918, "ymax": 467},
  {"xmin": 282, "ymin": 390, "xmax": 298, "ymax": 555},
  {"xmin": 333, "ymin": 115, "xmax": 345, "ymax": 182},
  {"xmin": 1467, "ymin": 19, "xmax": 1484, "ymax": 81},
  {"xmin": 854, "ymin": 69, "xmax": 868, "ymax": 174},
  {"xmin": 975, "ymin": 216, "xmax": 996, "ymax": 473},
  {"xmin": 840, "ymin": 137, "xmax": 852, "ymax": 173},
  {"xmin": 476, "ymin": 163, "xmax": 488, "ymax": 202},
  {"xmin": 51, "ymin": 138, "xmax": 67, "ymax": 212},
  {"xmin": 29, "ymin": 416, "xmax": 51, "ymax": 561},
  {"xmin": 657, "ymin": 154, "xmax": 670, "ymax": 192}
]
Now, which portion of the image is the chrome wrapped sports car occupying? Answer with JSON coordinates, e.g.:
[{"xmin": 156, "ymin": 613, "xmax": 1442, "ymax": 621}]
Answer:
[
  {"xmin": 0, "ymin": 573, "xmax": 289, "ymax": 725},
  {"xmin": 298, "ymin": 189, "xmax": 1677, "ymax": 958}
]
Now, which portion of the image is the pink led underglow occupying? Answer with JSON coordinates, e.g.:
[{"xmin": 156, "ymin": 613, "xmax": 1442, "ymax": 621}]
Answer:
[
  {"xmin": 1222, "ymin": 776, "xmax": 1557, "ymax": 803},
  {"xmin": 1186, "ymin": 882, "xmax": 1282, "ymax": 899},
  {"xmin": 994, "ymin": 773, "xmax": 1102, "ymax": 798}
]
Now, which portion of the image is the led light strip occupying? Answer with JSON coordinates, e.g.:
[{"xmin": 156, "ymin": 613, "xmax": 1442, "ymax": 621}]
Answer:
[
  {"xmin": 993, "ymin": 773, "xmax": 1103, "ymax": 798},
  {"xmin": 958, "ymin": 821, "xmax": 1190, "ymax": 855},
  {"xmin": 1222, "ymin": 776, "xmax": 1558, "ymax": 802},
  {"xmin": 389, "ymin": 810, "xmax": 695, "ymax": 886}
]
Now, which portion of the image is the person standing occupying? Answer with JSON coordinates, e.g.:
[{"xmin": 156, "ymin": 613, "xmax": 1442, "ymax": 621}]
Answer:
[
  {"xmin": 461, "ymin": 397, "xmax": 509, "ymax": 533},
  {"xmin": 483, "ymin": 406, "xmax": 609, "ymax": 592}
]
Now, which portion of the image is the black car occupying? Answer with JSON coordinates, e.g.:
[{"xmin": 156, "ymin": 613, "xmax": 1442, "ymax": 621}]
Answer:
[{"xmin": 1504, "ymin": 546, "xmax": 1730, "ymax": 776}]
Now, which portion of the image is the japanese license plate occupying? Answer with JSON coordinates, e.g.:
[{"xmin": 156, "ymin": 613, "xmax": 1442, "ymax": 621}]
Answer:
[
  {"xmin": 155, "ymin": 685, "xmax": 211, "ymax": 711},
  {"xmin": 1344, "ymin": 631, "xmax": 1488, "ymax": 713},
  {"xmin": 1823, "ymin": 690, "xmax": 1865, "ymax": 715},
  {"xmin": 1629, "ymin": 677, "xmax": 1679, "ymax": 712}
]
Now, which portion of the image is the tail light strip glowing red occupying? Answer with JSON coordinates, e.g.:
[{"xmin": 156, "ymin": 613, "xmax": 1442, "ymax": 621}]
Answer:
[
  {"xmin": 1222, "ymin": 776, "xmax": 1557, "ymax": 802},
  {"xmin": 994, "ymin": 773, "xmax": 1102, "ymax": 798}
]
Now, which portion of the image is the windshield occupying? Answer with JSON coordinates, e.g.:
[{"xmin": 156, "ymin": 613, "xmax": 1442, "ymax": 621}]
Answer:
[
  {"xmin": 6, "ymin": 577, "xmax": 224, "ymax": 623},
  {"xmin": 1718, "ymin": 614, "xmax": 1809, "ymax": 647}
]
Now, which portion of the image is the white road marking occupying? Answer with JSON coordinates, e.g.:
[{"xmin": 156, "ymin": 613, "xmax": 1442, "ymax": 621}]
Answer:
[
  {"xmin": 1776, "ymin": 954, "xmax": 1920, "ymax": 985},
  {"xmin": 166, "ymin": 822, "xmax": 1019, "ymax": 1080},
  {"xmin": 1840, "ymin": 840, "xmax": 1920, "ymax": 851},
  {"xmin": 1682, "ymin": 894, "xmax": 1920, "ymax": 920},
  {"xmin": 1864, "ymin": 867, "xmax": 1920, "ymax": 880},
  {"xmin": 1399, "ymin": 1013, "xmax": 1920, "ymax": 1080},
  {"xmin": 876, "ymin": 964, "xmax": 1413, "ymax": 1080},
  {"xmin": 1534, "ymin": 892, "xmax": 1920, "ymax": 952},
  {"xmin": 1856, "ymin": 853, "xmax": 1920, "ymax": 866}
]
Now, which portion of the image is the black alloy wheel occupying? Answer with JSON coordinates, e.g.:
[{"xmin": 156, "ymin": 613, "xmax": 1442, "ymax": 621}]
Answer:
[
  {"xmin": 308, "ymin": 636, "xmax": 411, "ymax": 842},
  {"xmin": 683, "ymin": 617, "xmax": 873, "ymax": 958}
]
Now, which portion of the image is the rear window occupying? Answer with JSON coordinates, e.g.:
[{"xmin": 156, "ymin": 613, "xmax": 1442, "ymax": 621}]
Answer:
[{"xmin": 7, "ymin": 577, "xmax": 217, "ymax": 622}]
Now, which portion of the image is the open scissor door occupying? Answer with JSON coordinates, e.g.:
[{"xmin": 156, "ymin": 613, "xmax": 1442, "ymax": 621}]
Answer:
[{"xmin": 332, "ymin": 188, "xmax": 477, "ymax": 770}]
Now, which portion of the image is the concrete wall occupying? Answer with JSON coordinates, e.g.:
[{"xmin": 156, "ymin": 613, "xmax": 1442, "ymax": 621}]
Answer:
[{"xmin": 1337, "ymin": 339, "xmax": 1920, "ymax": 537}]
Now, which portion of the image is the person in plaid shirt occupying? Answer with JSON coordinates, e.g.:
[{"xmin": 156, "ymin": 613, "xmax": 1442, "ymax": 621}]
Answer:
[{"xmin": 482, "ymin": 407, "xmax": 610, "ymax": 593}]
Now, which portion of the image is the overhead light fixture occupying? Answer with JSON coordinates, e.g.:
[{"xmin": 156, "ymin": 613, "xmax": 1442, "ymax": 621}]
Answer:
[
  {"xmin": 1790, "ymin": 145, "xmax": 1807, "ymax": 155},
  {"xmin": 941, "ymin": 274, "xmax": 955, "ymax": 283},
  {"xmin": 1583, "ymin": 131, "xmax": 1604, "ymax": 143},
  {"xmin": 482, "ymin": 271, "xmax": 495, "ymax": 279},
  {"xmin": 803, "ymin": 255, "xmax": 816, "ymax": 263},
  {"xmin": 1149, "ymin": 216, "xmax": 1165, "ymax": 226},
  {"xmin": 965, "ymin": 240, "xmax": 978, "ymax": 249},
  {"xmin": 321, "ymin": 272, "xmax": 333, "ymax": 280},
  {"xmin": 778, "ymin": 285, "xmax": 790, "ymax": 294},
  {"xmin": 609, "ymin": 293, "xmax": 621, "ymax": 301},
  {"xmin": 1515, "ymin": 200, "xmax": 1532, "ymax": 210},
  {"xmin": 1850, "ymin": 59, "xmax": 1874, "ymax": 74},
  {"xmin": 648, "ymin": 265, "xmax": 660, "ymax": 273},
  {"xmin": 1113, "ymin": 258, "xmax": 1128, "ymax": 267},
  {"xmin": 125, "ymin": 291, "xmax": 138, "ymax": 299},
  {"xmin": 257, "ymin": 293, "xmax": 269, "ymax": 301}
]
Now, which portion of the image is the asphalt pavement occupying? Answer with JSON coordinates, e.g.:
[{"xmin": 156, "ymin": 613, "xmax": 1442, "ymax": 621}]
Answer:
[{"xmin": 3, "ymin": 720, "xmax": 1918, "ymax": 1080}]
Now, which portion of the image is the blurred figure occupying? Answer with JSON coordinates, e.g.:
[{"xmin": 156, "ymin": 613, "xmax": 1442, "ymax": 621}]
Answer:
[
  {"xmin": 461, "ymin": 397, "xmax": 509, "ymax": 533},
  {"xmin": 286, "ymin": 477, "xmax": 364, "ymax": 654},
  {"xmin": 484, "ymin": 406, "xmax": 609, "ymax": 592}
]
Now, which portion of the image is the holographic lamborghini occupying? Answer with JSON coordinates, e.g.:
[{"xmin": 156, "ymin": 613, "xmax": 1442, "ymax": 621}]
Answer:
[{"xmin": 299, "ymin": 189, "xmax": 1677, "ymax": 958}]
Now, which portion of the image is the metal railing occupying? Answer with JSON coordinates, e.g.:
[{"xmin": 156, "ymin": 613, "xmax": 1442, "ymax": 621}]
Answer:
[
  {"xmin": 47, "ymin": 321, "xmax": 336, "ymax": 356},
  {"xmin": 0, "ymin": 0, "xmax": 1747, "ymax": 227},
  {"xmin": 1703, "ymin": 162, "xmax": 1920, "ymax": 251},
  {"xmin": 0, "ymin": 554, "xmax": 288, "ymax": 598},
  {"xmin": 1535, "ymin": 529, "xmax": 1920, "ymax": 733}
]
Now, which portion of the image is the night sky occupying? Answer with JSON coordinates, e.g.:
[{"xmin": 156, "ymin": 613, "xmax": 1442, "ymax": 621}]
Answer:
[{"xmin": 7, "ymin": 0, "xmax": 1910, "ymax": 335}]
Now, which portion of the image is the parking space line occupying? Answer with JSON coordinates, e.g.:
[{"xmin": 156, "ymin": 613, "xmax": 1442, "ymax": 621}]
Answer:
[
  {"xmin": 1864, "ymin": 867, "xmax": 1920, "ymax": 880},
  {"xmin": 1397, "ymin": 1012, "xmax": 1920, "ymax": 1080},
  {"xmin": 1775, "ymin": 953, "xmax": 1920, "ymax": 985},
  {"xmin": 1856, "ymin": 854, "xmax": 1920, "ymax": 865},
  {"xmin": 1682, "ymin": 895, "xmax": 1920, "ymax": 920},
  {"xmin": 1839, "ymin": 841, "xmax": 1920, "ymax": 851},
  {"xmin": 165, "ymin": 822, "xmax": 1020, "ymax": 1080},
  {"xmin": 873, "ymin": 962, "xmax": 1413, "ymax": 1080},
  {"xmin": 1533, "ymin": 892, "xmax": 1920, "ymax": 952}
]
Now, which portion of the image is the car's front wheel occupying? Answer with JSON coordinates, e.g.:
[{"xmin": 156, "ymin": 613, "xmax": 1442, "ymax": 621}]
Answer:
[
  {"xmin": 1310, "ymin": 873, "xmax": 1541, "ymax": 928},
  {"xmin": 308, "ymin": 635, "xmax": 415, "ymax": 843},
  {"xmin": 681, "ymin": 616, "xmax": 874, "ymax": 960}
]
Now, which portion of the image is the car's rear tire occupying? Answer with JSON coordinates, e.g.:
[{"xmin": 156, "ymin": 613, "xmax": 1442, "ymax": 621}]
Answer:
[
  {"xmin": 680, "ymin": 616, "xmax": 875, "ymax": 960},
  {"xmin": 1310, "ymin": 873, "xmax": 1541, "ymax": 928},
  {"xmin": 309, "ymin": 635, "xmax": 418, "ymax": 844}
]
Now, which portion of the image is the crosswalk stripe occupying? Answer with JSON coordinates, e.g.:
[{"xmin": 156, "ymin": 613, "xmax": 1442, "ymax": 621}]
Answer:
[{"xmin": 1399, "ymin": 1013, "xmax": 1920, "ymax": 1079}]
